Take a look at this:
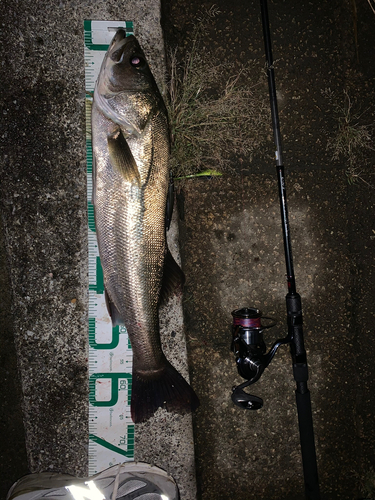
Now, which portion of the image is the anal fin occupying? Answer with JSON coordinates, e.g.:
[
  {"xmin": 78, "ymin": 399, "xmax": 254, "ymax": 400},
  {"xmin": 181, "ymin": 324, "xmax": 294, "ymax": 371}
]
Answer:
[
  {"xmin": 105, "ymin": 289, "xmax": 125, "ymax": 326},
  {"xmin": 159, "ymin": 250, "xmax": 185, "ymax": 304}
]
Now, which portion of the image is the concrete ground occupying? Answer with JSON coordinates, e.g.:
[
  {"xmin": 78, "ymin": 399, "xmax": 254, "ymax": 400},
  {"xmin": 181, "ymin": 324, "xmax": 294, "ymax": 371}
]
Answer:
[
  {"xmin": 1, "ymin": 0, "xmax": 375, "ymax": 500},
  {"xmin": 0, "ymin": 0, "xmax": 196, "ymax": 499},
  {"xmin": 161, "ymin": 0, "xmax": 375, "ymax": 498}
]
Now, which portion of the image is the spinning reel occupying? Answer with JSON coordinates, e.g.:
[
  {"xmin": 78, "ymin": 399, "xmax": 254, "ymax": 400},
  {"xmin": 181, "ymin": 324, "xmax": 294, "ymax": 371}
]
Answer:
[{"xmin": 231, "ymin": 307, "xmax": 291, "ymax": 410}]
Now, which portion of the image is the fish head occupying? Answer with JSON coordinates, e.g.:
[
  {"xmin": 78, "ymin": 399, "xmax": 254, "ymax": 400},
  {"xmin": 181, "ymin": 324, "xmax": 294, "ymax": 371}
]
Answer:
[{"xmin": 96, "ymin": 30, "xmax": 157, "ymax": 96}]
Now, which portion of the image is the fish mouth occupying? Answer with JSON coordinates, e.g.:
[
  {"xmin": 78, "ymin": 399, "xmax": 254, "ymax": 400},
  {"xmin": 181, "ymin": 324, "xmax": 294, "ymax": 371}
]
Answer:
[{"xmin": 109, "ymin": 31, "xmax": 142, "ymax": 65}]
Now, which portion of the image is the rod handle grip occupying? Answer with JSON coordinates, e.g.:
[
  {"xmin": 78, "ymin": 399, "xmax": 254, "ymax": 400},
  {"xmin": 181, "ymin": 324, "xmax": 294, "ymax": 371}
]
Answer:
[{"xmin": 295, "ymin": 390, "xmax": 321, "ymax": 500}]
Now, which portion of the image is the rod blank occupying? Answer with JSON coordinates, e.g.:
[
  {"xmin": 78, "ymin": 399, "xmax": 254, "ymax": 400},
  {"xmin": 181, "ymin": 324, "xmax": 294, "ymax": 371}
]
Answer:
[{"xmin": 259, "ymin": 1, "xmax": 321, "ymax": 498}]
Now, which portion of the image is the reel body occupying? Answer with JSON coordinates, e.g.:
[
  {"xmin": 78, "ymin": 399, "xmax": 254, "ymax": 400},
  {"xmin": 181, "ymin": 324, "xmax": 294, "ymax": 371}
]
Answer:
[
  {"xmin": 232, "ymin": 308, "xmax": 268, "ymax": 382},
  {"xmin": 231, "ymin": 307, "xmax": 289, "ymax": 410}
]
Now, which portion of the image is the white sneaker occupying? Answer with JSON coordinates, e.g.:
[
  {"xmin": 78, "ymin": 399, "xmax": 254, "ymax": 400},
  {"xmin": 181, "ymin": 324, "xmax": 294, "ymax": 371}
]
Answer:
[{"xmin": 7, "ymin": 462, "xmax": 179, "ymax": 500}]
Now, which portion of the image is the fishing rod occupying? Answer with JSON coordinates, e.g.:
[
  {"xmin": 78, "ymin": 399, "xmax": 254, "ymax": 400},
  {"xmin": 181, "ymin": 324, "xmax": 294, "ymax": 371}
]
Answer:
[{"xmin": 230, "ymin": 1, "xmax": 321, "ymax": 499}]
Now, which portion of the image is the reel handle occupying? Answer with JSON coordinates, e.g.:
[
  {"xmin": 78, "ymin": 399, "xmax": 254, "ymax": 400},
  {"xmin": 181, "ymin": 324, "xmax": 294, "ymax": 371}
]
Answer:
[{"xmin": 232, "ymin": 388, "xmax": 263, "ymax": 410}]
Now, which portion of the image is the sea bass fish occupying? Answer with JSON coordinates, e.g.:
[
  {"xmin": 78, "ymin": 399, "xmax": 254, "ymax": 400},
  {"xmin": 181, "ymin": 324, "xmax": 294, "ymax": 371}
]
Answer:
[{"xmin": 91, "ymin": 29, "xmax": 199, "ymax": 423}]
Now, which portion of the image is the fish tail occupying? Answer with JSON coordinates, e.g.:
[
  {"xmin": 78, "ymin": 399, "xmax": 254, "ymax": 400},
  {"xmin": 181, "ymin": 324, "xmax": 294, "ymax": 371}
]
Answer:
[{"xmin": 131, "ymin": 359, "xmax": 199, "ymax": 423}]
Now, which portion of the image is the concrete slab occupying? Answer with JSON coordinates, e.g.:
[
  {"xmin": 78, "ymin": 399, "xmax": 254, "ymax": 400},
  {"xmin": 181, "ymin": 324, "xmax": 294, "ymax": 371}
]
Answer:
[
  {"xmin": 178, "ymin": 171, "xmax": 359, "ymax": 499},
  {"xmin": 160, "ymin": 0, "xmax": 375, "ymax": 497},
  {"xmin": 0, "ymin": 218, "xmax": 29, "ymax": 497},
  {"xmin": 0, "ymin": 0, "xmax": 196, "ymax": 498}
]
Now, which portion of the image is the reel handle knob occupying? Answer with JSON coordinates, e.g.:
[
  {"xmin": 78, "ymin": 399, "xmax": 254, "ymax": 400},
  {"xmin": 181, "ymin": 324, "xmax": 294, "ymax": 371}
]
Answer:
[{"xmin": 231, "ymin": 387, "xmax": 263, "ymax": 410}]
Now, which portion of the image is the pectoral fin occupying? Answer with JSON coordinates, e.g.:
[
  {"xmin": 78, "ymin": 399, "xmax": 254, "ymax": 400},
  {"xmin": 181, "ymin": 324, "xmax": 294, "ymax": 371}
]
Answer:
[{"xmin": 107, "ymin": 129, "xmax": 141, "ymax": 185}]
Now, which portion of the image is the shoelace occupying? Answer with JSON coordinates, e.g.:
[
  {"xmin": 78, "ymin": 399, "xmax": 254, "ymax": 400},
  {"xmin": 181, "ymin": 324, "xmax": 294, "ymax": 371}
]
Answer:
[{"xmin": 111, "ymin": 464, "xmax": 122, "ymax": 500}]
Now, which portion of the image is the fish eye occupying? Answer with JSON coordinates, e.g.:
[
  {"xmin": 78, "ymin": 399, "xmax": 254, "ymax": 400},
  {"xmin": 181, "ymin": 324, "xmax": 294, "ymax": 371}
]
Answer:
[{"xmin": 130, "ymin": 55, "xmax": 146, "ymax": 69}]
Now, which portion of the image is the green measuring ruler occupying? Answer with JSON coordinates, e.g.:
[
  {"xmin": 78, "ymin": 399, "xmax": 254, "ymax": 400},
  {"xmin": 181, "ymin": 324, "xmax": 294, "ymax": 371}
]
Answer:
[{"xmin": 84, "ymin": 20, "xmax": 135, "ymax": 475}]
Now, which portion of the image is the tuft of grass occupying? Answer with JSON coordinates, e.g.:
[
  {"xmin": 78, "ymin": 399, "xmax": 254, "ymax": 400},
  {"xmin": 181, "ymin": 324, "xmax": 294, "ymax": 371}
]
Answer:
[
  {"xmin": 165, "ymin": 6, "xmax": 270, "ymax": 179},
  {"xmin": 325, "ymin": 89, "xmax": 374, "ymax": 186},
  {"xmin": 359, "ymin": 466, "xmax": 375, "ymax": 499}
]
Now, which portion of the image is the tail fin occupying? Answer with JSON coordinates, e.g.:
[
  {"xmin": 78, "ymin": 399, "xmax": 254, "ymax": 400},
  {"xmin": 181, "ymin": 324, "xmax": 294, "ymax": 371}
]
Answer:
[{"xmin": 131, "ymin": 359, "xmax": 199, "ymax": 423}]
